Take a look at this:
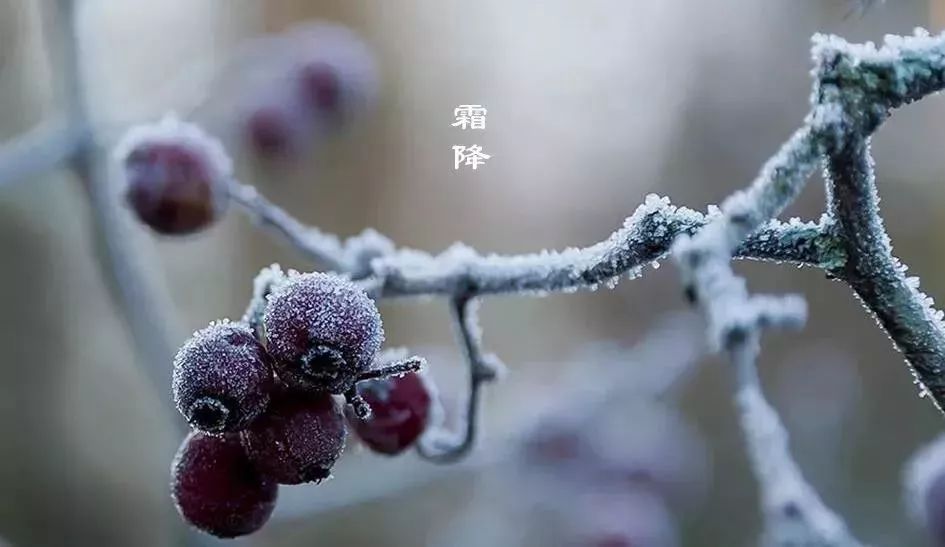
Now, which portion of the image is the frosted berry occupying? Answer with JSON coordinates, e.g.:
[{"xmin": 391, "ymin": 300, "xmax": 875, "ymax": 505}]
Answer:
[
  {"xmin": 241, "ymin": 391, "xmax": 347, "ymax": 484},
  {"xmin": 264, "ymin": 272, "xmax": 383, "ymax": 394},
  {"xmin": 350, "ymin": 371, "xmax": 432, "ymax": 455},
  {"xmin": 116, "ymin": 116, "xmax": 231, "ymax": 235},
  {"xmin": 173, "ymin": 322, "xmax": 274, "ymax": 433},
  {"xmin": 171, "ymin": 431, "xmax": 278, "ymax": 538}
]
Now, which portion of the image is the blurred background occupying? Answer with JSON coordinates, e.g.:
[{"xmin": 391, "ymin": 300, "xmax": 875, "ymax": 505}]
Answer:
[{"xmin": 1, "ymin": 0, "xmax": 945, "ymax": 545}]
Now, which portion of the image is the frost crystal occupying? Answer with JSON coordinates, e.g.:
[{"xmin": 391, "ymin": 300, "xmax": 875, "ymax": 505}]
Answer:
[{"xmin": 113, "ymin": 114, "xmax": 233, "ymax": 184}]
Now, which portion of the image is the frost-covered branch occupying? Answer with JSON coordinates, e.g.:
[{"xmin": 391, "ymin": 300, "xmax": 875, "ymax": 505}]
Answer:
[
  {"xmin": 228, "ymin": 180, "xmax": 394, "ymax": 275},
  {"xmin": 668, "ymin": 29, "xmax": 945, "ymax": 545},
  {"xmin": 826, "ymin": 137, "xmax": 945, "ymax": 410},
  {"xmin": 817, "ymin": 30, "xmax": 945, "ymax": 411},
  {"xmin": 231, "ymin": 188, "xmax": 837, "ymax": 298},
  {"xmin": 415, "ymin": 295, "xmax": 502, "ymax": 463},
  {"xmin": 732, "ymin": 344, "xmax": 862, "ymax": 547}
]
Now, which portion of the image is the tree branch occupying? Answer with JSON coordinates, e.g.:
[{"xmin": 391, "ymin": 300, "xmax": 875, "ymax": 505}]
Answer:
[
  {"xmin": 53, "ymin": 0, "xmax": 184, "ymax": 405},
  {"xmin": 0, "ymin": 120, "xmax": 87, "ymax": 188}
]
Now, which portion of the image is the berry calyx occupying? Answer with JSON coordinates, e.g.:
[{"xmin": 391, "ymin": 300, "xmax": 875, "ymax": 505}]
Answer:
[
  {"xmin": 171, "ymin": 431, "xmax": 278, "ymax": 538},
  {"xmin": 263, "ymin": 272, "xmax": 383, "ymax": 394},
  {"xmin": 116, "ymin": 116, "xmax": 231, "ymax": 235},
  {"xmin": 241, "ymin": 391, "xmax": 347, "ymax": 484},
  {"xmin": 172, "ymin": 322, "xmax": 274, "ymax": 433},
  {"xmin": 350, "ymin": 370, "xmax": 432, "ymax": 455}
]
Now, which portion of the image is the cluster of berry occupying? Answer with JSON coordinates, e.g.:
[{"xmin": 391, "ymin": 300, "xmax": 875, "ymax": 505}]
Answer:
[
  {"xmin": 169, "ymin": 272, "xmax": 433, "ymax": 538},
  {"xmin": 238, "ymin": 23, "xmax": 377, "ymax": 160}
]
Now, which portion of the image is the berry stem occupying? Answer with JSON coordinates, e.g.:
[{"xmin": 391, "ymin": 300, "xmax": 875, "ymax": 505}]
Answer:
[
  {"xmin": 356, "ymin": 356, "xmax": 425, "ymax": 382},
  {"xmin": 345, "ymin": 388, "xmax": 372, "ymax": 420}
]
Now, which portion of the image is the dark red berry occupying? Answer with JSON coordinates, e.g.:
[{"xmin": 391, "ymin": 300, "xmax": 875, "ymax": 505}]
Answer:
[
  {"xmin": 264, "ymin": 272, "xmax": 383, "ymax": 394},
  {"xmin": 241, "ymin": 391, "xmax": 347, "ymax": 484},
  {"xmin": 171, "ymin": 431, "xmax": 278, "ymax": 538},
  {"xmin": 350, "ymin": 371, "xmax": 432, "ymax": 455},
  {"xmin": 119, "ymin": 118, "xmax": 230, "ymax": 235},
  {"xmin": 173, "ymin": 322, "xmax": 274, "ymax": 433}
]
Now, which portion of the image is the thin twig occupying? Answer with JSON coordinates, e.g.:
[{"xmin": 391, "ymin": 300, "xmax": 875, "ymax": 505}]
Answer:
[
  {"xmin": 0, "ymin": 120, "xmax": 87, "ymax": 188},
  {"xmin": 731, "ymin": 342, "xmax": 862, "ymax": 547},
  {"xmin": 415, "ymin": 295, "xmax": 501, "ymax": 464}
]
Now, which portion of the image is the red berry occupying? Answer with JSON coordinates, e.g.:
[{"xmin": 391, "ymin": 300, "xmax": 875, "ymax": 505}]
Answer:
[
  {"xmin": 171, "ymin": 431, "xmax": 278, "ymax": 538},
  {"xmin": 264, "ymin": 272, "xmax": 383, "ymax": 394},
  {"xmin": 246, "ymin": 106, "xmax": 295, "ymax": 158},
  {"xmin": 173, "ymin": 322, "xmax": 274, "ymax": 433},
  {"xmin": 241, "ymin": 391, "xmax": 347, "ymax": 484},
  {"xmin": 118, "ymin": 117, "xmax": 230, "ymax": 235},
  {"xmin": 350, "ymin": 371, "xmax": 432, "ymax": 455}
]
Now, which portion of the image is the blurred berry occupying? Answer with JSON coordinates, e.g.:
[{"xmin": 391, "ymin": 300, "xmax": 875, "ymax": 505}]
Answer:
[
  {"xmin": 925, "ymin": 472, "xmax": 945, "ymax": 545},
  {"xmin": 241, "ymin": 391, "xmax": 347, "ymax": 484},
  {"xmin": 521, "ymin": 413, "xmax": 589, "ymax": 468},
  {"xmin": 172, "ymin": 322, "xmax": 273, "ymax": 433},
  {"xmin": 286, "ymin": 22, "xmax": 379, "ymax": 127},
  {"xmin": 519, "ymin": 399, "xmax": 709, "ymax": 513},
  {"xmin": 350, "ymin": 371, "xmax": 432, "ymax": 455},
  {"xmin": 171, "ymin": 431, "xmax": 278, "ymax": 538},
  {"xmin": 298, "ymin": 61, "xmax": 342, "ymax": 115},
  {"xmin": 264, "ymin": 272, "xmax": 383, "ymax": 394},
  {"xmin": 568, "ymin": 490, "xmax": 679, "ymax": 547},
  {"xmin": 905, "ymin": 434, "xmax": 945, "ymax": 545},
  {"xmin": 586, "ymin": 401, "xmax": 710, "ymax": 512},
  {"xmin": 245, "ymin": 105, "xmax": 297, "ymax": 159},
  {"xmin": 116, "ymin": 115, "xmax": 231, "ymax": 235}
]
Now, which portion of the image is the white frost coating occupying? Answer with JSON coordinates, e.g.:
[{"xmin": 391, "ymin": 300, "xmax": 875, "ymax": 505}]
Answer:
[
  {"xmin": 736, "ymin": 379, "xmax": 861, "ymax": 547},
  {"xmin": 112, "ymin": 113, "xmax": 233, "ymax": 183},
  {"xmin": 904, "ymin": 434, "xmax": 945, "ymax": 528},
  {"xmin": 812, "ymin": 28, "xmax": 945, "ymax": 68},
  {"xmin": 240, "ymin": 263, "xmax": 288, "ymax": 330}
]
